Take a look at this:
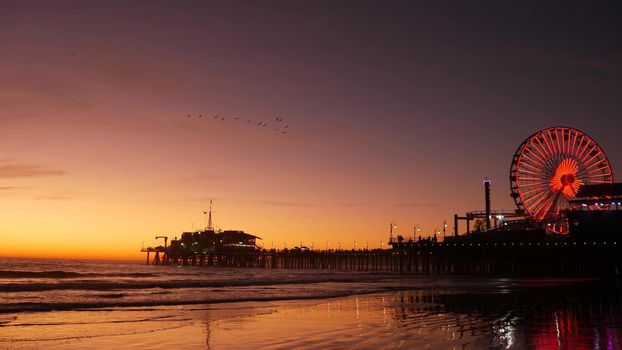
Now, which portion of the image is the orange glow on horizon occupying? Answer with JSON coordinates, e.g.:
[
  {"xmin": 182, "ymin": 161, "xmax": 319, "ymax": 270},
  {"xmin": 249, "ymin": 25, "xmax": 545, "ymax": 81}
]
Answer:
[{"xmin": 2, "ymin": 2, "xmax": 620, "ymax": 260}]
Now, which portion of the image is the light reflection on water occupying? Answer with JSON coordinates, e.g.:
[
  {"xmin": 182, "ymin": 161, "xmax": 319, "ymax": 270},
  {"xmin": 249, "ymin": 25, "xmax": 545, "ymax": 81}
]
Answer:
[
  {"xmin": 1, "ymin": 278, "xmax": 621, "ymax": 349},
  {"xmin": 206, "ymin": 284, "xmax": 622, "ymax": 350}
]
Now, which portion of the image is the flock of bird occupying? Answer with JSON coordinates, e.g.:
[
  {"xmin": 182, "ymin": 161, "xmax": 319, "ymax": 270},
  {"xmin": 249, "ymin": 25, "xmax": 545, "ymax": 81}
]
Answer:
[
  {"xmin": 179, "ymin": 24, "xmax": 384, "ymax": 135},
  {"xmin": 184, "ymin": 113, "xmax": 290, "ymax": 134}
]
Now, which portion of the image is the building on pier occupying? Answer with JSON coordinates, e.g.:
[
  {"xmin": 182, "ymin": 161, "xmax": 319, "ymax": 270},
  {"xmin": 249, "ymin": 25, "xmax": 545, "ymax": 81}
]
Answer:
[
  {"xmin": 170, "ymin": 229, "xmax": 262, "ymax": 254},
  {"xmin": 568, "ymin": 183, "xmax": 622, "ymax": 240}
]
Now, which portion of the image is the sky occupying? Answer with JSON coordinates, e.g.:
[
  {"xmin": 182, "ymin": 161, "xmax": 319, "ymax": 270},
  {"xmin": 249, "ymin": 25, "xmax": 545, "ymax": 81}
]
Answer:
[{"xmin": 1, "ymin": 1, "xmax": 621, "ymax": 259}]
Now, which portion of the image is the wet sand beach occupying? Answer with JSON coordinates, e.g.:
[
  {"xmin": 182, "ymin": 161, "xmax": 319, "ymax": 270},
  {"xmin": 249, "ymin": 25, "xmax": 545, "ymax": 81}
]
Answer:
[{"xmin": 3, "ymin": 285, "xmax": 622, "ymax": 350}]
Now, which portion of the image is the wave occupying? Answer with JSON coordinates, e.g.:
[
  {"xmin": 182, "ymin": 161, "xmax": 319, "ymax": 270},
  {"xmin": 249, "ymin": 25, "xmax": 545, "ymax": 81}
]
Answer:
[
  {"xmin": 0, "ymin": 286, "xmax": 405, "ymax": 315},
  {"xmin": 0, "ymin": 270, "xmax": 156, "ymax": 279},
  {"xmin": 2, "ymin": 314, "xmax": 183, "ymax": 327},
  {"xmin": 0, "ymin": 275, "xmax": 395, "ymax": 293}
]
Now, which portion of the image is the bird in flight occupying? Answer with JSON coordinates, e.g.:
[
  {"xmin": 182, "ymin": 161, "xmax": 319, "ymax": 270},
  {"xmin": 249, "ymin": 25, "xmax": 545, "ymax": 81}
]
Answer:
[{"xmin": 182, "ymin": 111, "xmax": 292, "ymax": 136}]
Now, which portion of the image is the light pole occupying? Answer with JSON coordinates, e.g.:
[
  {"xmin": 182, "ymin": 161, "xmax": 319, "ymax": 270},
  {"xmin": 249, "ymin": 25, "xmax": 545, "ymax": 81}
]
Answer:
[
  {"xmin": 381, "ymin": 241, "xmax": 384, "ymax": 250},
  {"xmin": 338, "ymin": 242, "xmax": 341, "ymax": 251},
  {"xmin": 326, "ymin": 241, "xmax": 329, "ymax": 251},
  {"xmin": 354, "ymin": 241, "xmax": 357, "ymax": 250},
  {"xmin": 390, "ymin": 222, "xmax": 397, "ymax": 243}
]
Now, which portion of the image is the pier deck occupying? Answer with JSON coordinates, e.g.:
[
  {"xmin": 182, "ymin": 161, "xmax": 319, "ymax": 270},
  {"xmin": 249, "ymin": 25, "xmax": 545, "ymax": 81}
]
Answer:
[{"xmin": 142, "ymin": 240, "xmax": 621, "ymax": 277}]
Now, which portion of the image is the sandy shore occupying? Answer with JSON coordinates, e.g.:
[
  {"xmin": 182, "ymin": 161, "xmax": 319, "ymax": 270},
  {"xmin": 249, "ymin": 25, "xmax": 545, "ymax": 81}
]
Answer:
[
  {"xmin": 3, "ymin": 284, "xmax": 620, "ymax": 350},
  {"xmin": 2, "ymin": 291, "xmax": 494, "ymax": 350}
]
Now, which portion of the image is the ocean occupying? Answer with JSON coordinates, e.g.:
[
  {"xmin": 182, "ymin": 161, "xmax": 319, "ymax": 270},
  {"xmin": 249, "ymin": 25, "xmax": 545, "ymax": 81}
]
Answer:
[{"xmin": 1, "ymin": 257, "xmax": 621, "ymax": 349}]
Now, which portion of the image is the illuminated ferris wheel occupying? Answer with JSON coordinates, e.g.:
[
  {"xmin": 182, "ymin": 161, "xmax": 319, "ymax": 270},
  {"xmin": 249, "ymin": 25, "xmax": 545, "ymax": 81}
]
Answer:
[{"xmin": 509, "ymin": 126, "xmax": 614, "ymax": 234}]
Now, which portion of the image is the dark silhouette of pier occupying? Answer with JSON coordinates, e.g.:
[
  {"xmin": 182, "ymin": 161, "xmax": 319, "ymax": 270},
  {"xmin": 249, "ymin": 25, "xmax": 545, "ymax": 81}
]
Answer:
[{"xmin": 143, "ymin": 239, "xmax": 621, "ymax": 278}]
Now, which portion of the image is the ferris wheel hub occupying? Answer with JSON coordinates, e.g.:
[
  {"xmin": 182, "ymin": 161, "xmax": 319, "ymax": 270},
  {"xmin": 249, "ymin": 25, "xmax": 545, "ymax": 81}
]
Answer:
[
  {"xmin": 561, "ymin": 174, "xmax": 576, "ymax": 186},
  {"xmin": 550, "ymin": 158, "xmax": 582, "ymax": 199}
]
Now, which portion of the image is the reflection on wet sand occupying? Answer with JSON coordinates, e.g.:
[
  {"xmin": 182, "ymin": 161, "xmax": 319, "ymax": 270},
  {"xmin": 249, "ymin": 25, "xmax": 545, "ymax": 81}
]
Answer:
[
  {"xmin": 205, "ymin": 284, "xmax": 622, "ymax": 349},
  {"xmin": 3, "ymin": 280, "xmax": 620, "ymax": 349}
]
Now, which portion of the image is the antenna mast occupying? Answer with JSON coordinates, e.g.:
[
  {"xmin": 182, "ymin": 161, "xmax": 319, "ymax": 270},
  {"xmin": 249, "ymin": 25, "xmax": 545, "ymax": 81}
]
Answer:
[{"xmin": 207, "ymin": 200, "xmax": 214, "ymax": 231}]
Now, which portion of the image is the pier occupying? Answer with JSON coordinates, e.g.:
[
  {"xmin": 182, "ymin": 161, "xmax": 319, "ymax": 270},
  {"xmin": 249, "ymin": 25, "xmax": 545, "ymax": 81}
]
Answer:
[
  {"xmin": 142, "ymin": 239, "xmax": 621, "ymax": 278},
  {"xmin": 141, "ymin": 126, "xmax": 622, "ymax": 279}
]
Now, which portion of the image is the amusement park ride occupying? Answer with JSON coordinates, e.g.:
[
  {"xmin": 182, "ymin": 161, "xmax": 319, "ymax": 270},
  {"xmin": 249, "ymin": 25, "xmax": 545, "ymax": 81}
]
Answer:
[
  {"xmin": 454, "ymin": 126, "xmax": 620, "ymax": 238},
  {"xmin": 509, "ymin": 126, "xmax": 614, "ymax": 234}
]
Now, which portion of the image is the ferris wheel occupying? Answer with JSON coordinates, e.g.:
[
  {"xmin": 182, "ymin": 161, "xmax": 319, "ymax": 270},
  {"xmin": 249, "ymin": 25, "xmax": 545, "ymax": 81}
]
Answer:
[{"xmin": 509, "ymin": 126, "xmax": 614, "ymax": 234}]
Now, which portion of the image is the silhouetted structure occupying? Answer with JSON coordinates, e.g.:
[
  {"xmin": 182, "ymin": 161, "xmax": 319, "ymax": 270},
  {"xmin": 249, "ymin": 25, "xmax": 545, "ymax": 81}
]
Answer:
[
  {"xmin": 484, "ymin": 178, "xmax": 491, "ymax": 230},
  {"xmin": 142, "ymin": 127, "xmax": 622, "ymax": 279}
]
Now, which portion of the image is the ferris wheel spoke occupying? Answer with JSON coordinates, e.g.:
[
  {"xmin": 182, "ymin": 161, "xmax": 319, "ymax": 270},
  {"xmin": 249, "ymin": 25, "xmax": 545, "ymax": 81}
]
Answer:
[
  {"xmin": 534, "ymin": 137, "xmax": 552, "ymax": 159},
  {"xmin": 550, "ymin": 129, "xmax": 561, "ymax": 155},
  {"xmin": 544, "ymin": 131, "xmax": 557, "ymax": 155},
  {"xmin": 519, "ymin": 157, "xmax": 546, "ymax": 172},
  {"xmin": 526, "ymin": 141, "xmax": 549, "ymax": 164},
  {"xmin": 524, "ymin": 190, "xmax": 549, "ymax": 210},
  {"xmin": 554, "ymin": 128, "xmax": 564, "ymax": 153},
  {"xmin": 536, "ymin": 134, "xmax": 552, "ymax": 158},
  {"xmin": 542, "ymin": 130, "xmax": 554, "ymax": 155},
  {"xmin": 576, "ymin": 166, "xmax": 597, "ymax": 180},
  {"xmin": 523, "ymin": 147, "xmax": 548, "ymax": 166},
  {"xmin": 585, "ymin": 172, "xmax": 612, "ymax": 178},
  {"xmin": 563, "ymin": 128, "xmax": 572, "ymax": 154},
  {"xmin": 578, "ymin": 141, "xmax": 592, "ymax": 161},
  {"xmin": 555, "ymin": 128, "xmax": 564, "ymax": 153},
  {"xmin": 570, "ymin": 129, "xmax": 579, "ymax": 157},
  {"xmin": 523, "ymin": 193, "xmax": 548, "ymax": 211},
  {"xmin": 521, "ymin": 152, "xmax": 545, "ymax": 168},
  {"xmin": 584, "ymin": 150, "xmax": 604, "ymax": 168},
  {"xmin": 586, "ymin": 165, "xmax": 611, "ymax": 175},
  {"xmin": 518, "ymin": 169, "xmax": 546, "ymax": 178},
  {"xmin": 579, "ymin": 145, "xmax": 597, "ymax": 164},
  {"xmin": 545, "ymin": 158, "xmax": 560, "ymax": 177},
  {"xmin": 584, "ymin": 156, "xmax": 607, "ymax": 169},
  {"xmin": 517, "ymin": 176, "xmax": 549, "ymax": 182},
  {"xmin": 575, "ymin": 136, "xmax": 590, "ymax": 159},
  {"xmin": 522, "ymin": 185, "xmax": 549, "ymax": 200},
  {"xmin": 583, "ymin": 155, "xmax": 607, "ymax": 172},
  {"xmin": 536, "ymin": 135, "xmax": 553, "ymax": 158},
  {"xmin": 530, "ymin": 138, "xmax": 549, "ymax": 159},
  {"xmin": 518, "ymin": 181, "xmax": 552, "ymax": 189},
  {"xmin": 520, "ymin": 186, "xmax": 548, "ymax": 197},
  {"xmin": 535, "ymin": 196, "xmax": 555, "ymax": 220},
  {"xmin": 544, "ymin": 191, "xmax": 562, "ymax": 216}
]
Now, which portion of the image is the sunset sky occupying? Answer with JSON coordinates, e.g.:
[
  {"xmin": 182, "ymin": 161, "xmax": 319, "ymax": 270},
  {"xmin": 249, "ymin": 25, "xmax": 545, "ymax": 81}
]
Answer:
[{"xmin": 1, "ymin": 1, "xmax": 621, "ymax": 259}]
